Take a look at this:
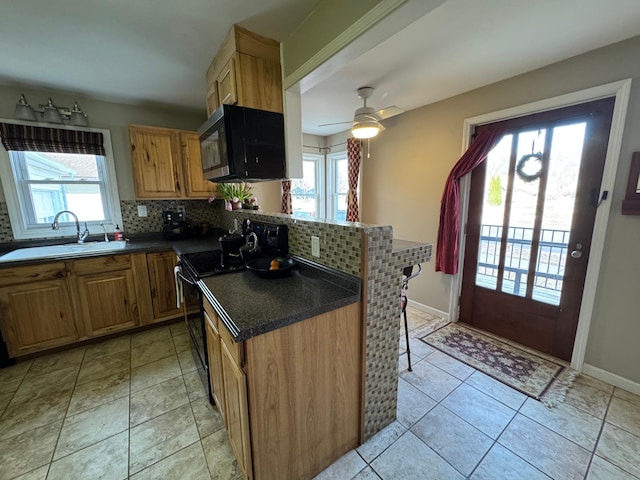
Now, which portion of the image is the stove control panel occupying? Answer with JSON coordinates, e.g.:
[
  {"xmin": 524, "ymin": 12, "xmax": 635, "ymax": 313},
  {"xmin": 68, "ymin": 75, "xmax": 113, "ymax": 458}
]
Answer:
[{"xmin": 242, "ymin": 220, "xmax": 288, "ymax": 257}]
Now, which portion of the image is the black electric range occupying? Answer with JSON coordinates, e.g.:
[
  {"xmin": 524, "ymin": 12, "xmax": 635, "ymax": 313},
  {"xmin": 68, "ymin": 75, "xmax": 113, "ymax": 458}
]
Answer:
[
  {"xmin": 179, "ymin": 250, "xmax": 245, "ymax": 280},
  {"xmin": 176, "ymin": 220, "xmax": 288, "ymax": 404}
]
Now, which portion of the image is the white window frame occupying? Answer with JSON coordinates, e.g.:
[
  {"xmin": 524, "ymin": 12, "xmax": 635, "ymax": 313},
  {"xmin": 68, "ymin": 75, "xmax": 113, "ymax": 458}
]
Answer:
[
  {"xmin": 0, "ymin": 119, "xmax": 123, "ymax": 240},
  {"xmin": 292, "ymin": 153, "xmax": 325, "ymax": 219},
  {"xmin": 327, "ymin": 150, "xmax": 351, "ymax": 221}
]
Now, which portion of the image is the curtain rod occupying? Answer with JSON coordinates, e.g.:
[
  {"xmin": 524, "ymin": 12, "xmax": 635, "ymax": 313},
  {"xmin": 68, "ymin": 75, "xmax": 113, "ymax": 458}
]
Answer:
[{"xmin": 302, "ymin": 140, "xmax": 347, "ymax": 153}]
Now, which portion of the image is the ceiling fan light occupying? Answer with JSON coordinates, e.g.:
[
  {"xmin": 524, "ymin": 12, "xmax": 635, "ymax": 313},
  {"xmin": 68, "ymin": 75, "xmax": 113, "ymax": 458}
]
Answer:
[{"xmin": 352, "ymin": 120, "xmax": 380, "ymax": 139}]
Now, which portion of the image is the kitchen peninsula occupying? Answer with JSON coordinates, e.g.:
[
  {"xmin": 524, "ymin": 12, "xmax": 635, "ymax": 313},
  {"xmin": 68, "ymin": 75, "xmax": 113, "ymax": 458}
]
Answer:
[{"xmin": 197, "ymin": 257, "xmax": 362, "ymax": 479}]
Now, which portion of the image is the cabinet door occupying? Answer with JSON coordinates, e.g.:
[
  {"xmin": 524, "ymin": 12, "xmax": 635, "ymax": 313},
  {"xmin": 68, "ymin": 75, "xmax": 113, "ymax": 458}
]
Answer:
[
  {"xmin": 217, "ymin": 56, "xmax": 238, "ymax": 106},
  {"xmin": 180, "ymin": 132, "xmax": 217, "ymax": 198},
  {"xmin": 130, "ymin": 126, "xmax": 184, "ymax": 198},
  {"xmin": 76, "ymin": 269, "xmax": 140, "ymax": 337},
  {"xmin": 147, "ymin": 251, "xmax": 181, "ymax": 320},
  {"xmin": 205, "ymin": 82, "xmax": 220, "ymax": 117},
  {"xmin": 221, "ymin": 341, "xmax": 252, "ymax": 478},
  {"xmin": 236, "ymin": 53, "xmax": 283, "ymax": 113},
  {"xmin": 204, "ymin": 309, "xmax": 225, "ymax": 423},
  {"xmin": 0, "ymin": 279, "xmax": 78, "ymax": 357},
  {"xmin": 147, "ymin": 251, "xmax": 198, "ymax": 322}
]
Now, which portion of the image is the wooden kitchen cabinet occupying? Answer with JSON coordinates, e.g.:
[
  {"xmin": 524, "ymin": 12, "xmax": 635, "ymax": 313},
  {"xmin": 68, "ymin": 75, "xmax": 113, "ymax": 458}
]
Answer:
[
  {"xmin": 0, "ymin": 251, "xmax": 194, "ymax": 358},
  {"xmin": 204, "ymin": 305, "xmax": 226, "ymax": 423},
  {"xmin": 71, "ymin": 255, "xmax": 141, "ymax": 337},
  {"xmin": 205, "ymin": 25, "xmax": 283, "ymax": 116},
  {"xmin": 202, "ymin": 295, "xmax": 362, "ymax": 480},
  {"xmin": 147, "ymin": 251, "xmax": 198, "ymax": 322},
  {"xmin": 221, "ymin": 340, "xmax": 252, "ymax": 478},
  {"xmin": 180, "ymin": 131, "xmax": 217, "ymax": 198},
  {"xmin": 129, "ymin": 125, "xmax": 217, "ymax": 199},
  {"xmin": 0, "ymin": 263, "xmax": 78, "ymax": 357},
  {"xmin": 216, "ymin": 57, "xmax": 237, "ymax": 108}
]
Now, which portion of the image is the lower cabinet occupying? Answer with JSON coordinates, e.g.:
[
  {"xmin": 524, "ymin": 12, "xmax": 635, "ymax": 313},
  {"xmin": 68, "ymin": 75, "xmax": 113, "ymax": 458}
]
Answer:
[
  {"xmin": 74, "ymin": 270, "xmax": 140, "ymax": 337},
  {"xmin": 0, "ymin": 250, "xmax": 189, "ymax": 358},
  {"xmin": 204, "ymin": 305, "xmax": 225, "ymax": 422},
  {"xmin": 146, "ymin": 251, "xmax": 199, "ymax": 321},
  {"xmin": 0, "ymin": 267, "xmax": 78, "ymax": 357},
  {"xmin": 203, "ymin": 297, "xmax": 362, "ymax": 480},
  {"xmin": 221, "ymin": 339, "xmax": 252, "ymax": 477}
]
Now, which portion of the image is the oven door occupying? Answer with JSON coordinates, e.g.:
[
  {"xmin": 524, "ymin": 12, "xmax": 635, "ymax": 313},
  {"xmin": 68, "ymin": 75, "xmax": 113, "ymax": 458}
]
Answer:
[{"xmin": 175, "ymin": 262, "xmax": 212, "ymax": 402}]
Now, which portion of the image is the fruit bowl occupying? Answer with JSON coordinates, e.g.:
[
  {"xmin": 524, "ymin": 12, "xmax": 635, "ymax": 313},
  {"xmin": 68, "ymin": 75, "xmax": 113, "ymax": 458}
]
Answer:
[{"xmin": 246, "ymin": 257, "xmax": 296, "ymax": 278}]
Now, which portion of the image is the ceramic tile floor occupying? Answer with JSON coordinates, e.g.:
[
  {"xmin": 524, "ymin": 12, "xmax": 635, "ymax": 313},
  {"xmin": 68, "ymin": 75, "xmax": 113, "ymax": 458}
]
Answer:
[
  {"xmin": 1, "ymin": 309, "xmax": 639, "ymax": 479},
  {"xmin": 314, "ymin": 307, "xmax": 640, "ymax": 480},
  {"xmin": 0, "ymin": 321, "xmax": 242, "ymax": 480}
]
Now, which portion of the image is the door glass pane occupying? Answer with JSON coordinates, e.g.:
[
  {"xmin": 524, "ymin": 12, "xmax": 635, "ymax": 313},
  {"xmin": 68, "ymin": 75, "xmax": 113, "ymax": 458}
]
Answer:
[
  {"xmin": 476, "ymin": 135, "xmax": 512, "ymax": 290},
  {"xmin": 501, "ymin": 129, "xmax": 547, "ymax": 297},
  {"xmin": 533, "ymin": 123, "xmax": 586, "ymax": 305}
]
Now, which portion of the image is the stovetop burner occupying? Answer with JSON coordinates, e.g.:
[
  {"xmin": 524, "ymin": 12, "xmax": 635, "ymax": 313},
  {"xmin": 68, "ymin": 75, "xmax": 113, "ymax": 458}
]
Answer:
[{"xmin": 181, "ymin": 250, "xmax": 245, "ymax": 279}]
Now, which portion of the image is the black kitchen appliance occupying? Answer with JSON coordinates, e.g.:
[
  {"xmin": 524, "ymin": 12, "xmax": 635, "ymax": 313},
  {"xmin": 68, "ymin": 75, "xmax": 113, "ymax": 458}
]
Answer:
[
  {"xmin": 176, "ymin": 220, "xmax": 288, "ymax": 404},
  {"xmin": 162, "ymin": 210, "xmax": 193, "ymax": 240},
  {"xmin": 198, "ymin": 104, "xmax": 286, "ymax": 183}
]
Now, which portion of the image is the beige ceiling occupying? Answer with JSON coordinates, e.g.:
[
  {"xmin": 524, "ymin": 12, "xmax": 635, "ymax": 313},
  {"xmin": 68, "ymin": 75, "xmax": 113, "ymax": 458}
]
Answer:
[
  {"xmin": 302, "ymin": 0, "xmax": 640, "ymax": 136},
  {"xmin": 0, "ymin": 0, "xmax": 320, "ymax": 110},
  {"xmin": 1, "ymin": 0, "xmax": 640, "ymax": 137}
]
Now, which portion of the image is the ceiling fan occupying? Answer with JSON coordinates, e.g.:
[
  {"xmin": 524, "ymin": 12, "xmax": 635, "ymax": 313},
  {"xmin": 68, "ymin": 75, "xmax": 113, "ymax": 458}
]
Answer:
[{"xmin": 318, "ymin": 87, "xmax": 404, "ymax": 139}]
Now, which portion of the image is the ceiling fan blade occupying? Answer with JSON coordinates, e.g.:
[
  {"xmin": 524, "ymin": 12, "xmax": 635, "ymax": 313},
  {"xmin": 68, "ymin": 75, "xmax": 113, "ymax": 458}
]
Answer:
[
  {"xmin": 374, "ymin": 105, "xmax": 404, "ymax": 121},
  {"xmin": 318, "ymin": 120, "xmax": 352, "ymax": 127}
]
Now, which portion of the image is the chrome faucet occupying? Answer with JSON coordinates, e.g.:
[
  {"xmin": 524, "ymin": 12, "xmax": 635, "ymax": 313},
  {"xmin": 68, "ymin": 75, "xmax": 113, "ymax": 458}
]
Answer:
[
  {"xmin": 99, "ymin": 222, "xmax": 110, "ymax": 242},
  {"xmin": 51, "ymin": 210, "xmax": 90, "ymax": 243}
]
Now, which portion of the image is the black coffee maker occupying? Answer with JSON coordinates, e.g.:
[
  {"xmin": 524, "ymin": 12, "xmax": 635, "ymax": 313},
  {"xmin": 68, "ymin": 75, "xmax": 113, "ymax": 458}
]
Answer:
[{"xmin": 162, "ymin": 211, "xmax": 193, "ymax": 239}]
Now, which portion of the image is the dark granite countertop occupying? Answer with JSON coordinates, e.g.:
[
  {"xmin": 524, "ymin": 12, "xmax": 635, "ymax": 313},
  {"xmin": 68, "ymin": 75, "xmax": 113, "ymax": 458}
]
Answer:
[{"xmin": 199, "ymin": 255, "xmax": 361, "ymax": 342}]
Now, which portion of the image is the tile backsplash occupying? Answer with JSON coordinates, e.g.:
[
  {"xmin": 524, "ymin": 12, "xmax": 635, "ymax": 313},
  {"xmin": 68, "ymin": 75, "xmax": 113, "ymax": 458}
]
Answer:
[
  {"xmin": 0, "ymin": 199, "xmax": 221, "ymax": 243},
  {"xmin": 120, "ymin": 199, "xmax": 220, "ymax": 234}
]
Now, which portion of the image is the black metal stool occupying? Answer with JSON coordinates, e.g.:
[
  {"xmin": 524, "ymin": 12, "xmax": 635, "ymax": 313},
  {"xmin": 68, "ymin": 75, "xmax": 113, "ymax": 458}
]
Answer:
[{"xmin": 401, "ymin": 264, "xmax": 422, "ymax": 372}]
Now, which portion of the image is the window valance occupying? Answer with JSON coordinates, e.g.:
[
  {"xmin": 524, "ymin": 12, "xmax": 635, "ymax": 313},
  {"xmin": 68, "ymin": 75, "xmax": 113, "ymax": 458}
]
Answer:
[{"xmin": 0, "ymin": 123, "xmax": 105, "ymax": 156}]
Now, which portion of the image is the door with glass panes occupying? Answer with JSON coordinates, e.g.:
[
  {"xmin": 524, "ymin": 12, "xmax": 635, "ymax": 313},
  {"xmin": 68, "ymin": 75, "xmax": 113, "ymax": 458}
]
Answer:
[{"xmin": 459, "ymin": 98, "xmax": 614, "ymax": 361}]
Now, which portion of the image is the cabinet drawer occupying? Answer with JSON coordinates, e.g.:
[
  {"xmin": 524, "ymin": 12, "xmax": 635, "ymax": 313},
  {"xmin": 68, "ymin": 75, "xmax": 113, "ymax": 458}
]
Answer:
[
  {"xmin": 219, "ymin": 318, "xmax": 243, "ymax": 367},
  {"xmin": 203, "ymin": 298, "xmax": 219, "ymax": 331},
  {"xmin": 204, "ymin": 306, "xmax": 218, "ymax": 334},
  {"xmin": 71, "ymin": 254, "xmax": 132, "ymax": 275},
  {"xmin": 0, "ymin": 262, "xmax": 66, "ymax": 287}
]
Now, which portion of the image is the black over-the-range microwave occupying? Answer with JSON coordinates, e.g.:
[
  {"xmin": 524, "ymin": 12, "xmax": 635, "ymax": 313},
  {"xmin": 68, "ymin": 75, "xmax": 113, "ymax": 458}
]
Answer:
[{"xmin": 198, "ymin": 104, "xmax": 286, "ymax": 183}]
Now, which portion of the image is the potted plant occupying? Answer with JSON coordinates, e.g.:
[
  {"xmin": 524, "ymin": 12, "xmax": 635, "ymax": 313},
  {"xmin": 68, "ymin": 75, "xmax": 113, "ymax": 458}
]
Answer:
[{"xmin": 209, "ymin": 182, "xmax": 257, "ymax": 211}]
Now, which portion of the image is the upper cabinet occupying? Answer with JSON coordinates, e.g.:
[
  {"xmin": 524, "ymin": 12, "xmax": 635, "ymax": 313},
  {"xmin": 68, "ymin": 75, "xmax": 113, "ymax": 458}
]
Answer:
[
  {"xmin": 129, "ymin": 125, "xmax": 216, "ymax": 199},
  {"xmin": 205, "ymin": 25, "xmax": 283, "ymax": 116}
]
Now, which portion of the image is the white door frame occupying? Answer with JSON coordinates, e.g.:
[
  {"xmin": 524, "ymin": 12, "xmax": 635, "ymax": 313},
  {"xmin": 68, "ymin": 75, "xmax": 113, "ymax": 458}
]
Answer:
[{"xmin": 450, "ymin": 79, "xmax": 632, "ymax": 371}]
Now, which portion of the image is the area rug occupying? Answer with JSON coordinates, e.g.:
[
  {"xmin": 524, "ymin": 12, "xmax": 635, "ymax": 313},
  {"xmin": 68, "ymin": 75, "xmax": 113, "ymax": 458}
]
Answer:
[{"xmin": 420, "ymin": 322, "xmax": 577, "ymax": 404}]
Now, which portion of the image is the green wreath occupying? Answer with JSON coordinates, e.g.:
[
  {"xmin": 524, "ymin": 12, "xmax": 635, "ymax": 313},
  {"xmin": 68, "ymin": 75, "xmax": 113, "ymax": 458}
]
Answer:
[{"xmin": 515, "ymin": 153, "xmax": 543, "ymax": 182}]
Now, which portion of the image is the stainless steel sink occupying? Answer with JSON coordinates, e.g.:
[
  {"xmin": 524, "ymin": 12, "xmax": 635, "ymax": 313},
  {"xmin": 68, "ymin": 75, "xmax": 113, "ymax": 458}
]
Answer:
[{"xmin": 0, "ymin": 241, "xmax": 127, "ymax": 262}]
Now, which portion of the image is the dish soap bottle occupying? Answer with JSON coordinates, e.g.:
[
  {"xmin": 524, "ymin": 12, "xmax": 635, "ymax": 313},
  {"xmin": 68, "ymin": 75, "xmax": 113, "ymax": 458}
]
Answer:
[{"xmin": 114, "ymin": 225, "xmax": 123, "ymax": 241}]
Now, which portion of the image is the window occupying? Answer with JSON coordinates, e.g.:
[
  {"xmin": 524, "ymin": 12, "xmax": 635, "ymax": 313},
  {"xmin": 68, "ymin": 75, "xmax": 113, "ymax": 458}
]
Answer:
[
  {"xmin": 291, "ymin": 149, "xmax": 356, "ymax": 221},
  {"xmin": 0, "ymin": 123, "xmax": 122, "ymax": 240},
  {"xmin": 327, "ymin": 151, "xmax": 349, "ymax": 221},
  {"xmin": 291, "ymin": 153, "xmax": 324, "ymax": 218}
]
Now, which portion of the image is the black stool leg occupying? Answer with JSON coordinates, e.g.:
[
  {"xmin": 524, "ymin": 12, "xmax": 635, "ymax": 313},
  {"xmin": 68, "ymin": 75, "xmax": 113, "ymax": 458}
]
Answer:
[{"xmin": 403, "ymin": 306, "xmax": 412, "ymax": 371}]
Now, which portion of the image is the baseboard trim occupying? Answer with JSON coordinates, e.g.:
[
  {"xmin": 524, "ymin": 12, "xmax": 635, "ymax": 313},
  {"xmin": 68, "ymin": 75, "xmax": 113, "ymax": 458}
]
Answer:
[
  {"xmin": 407, "ymin": 299, "xmax": 449, "ymax": 322},
  {"xmin": 583, "ymin": 363, "xmax": 640, "ymax": 395}
]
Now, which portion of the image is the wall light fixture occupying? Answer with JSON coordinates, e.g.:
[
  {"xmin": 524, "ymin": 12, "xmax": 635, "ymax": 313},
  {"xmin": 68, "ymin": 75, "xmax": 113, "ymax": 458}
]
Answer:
[{"xmin": 14, "ymin": 94, "xmax": 89, "ymax": 127}]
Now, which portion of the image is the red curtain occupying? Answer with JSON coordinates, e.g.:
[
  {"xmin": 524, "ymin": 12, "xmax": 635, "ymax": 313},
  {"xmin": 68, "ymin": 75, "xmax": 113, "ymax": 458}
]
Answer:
[
  {"xmin": 346, "ymin": 138, "xmax": 362, "ymax": 222},
  {"xmin": 281, "ymin": 179, "xmax": 292, "ymax": 214},
  {"xmin": 435, "ymin": 128, "xmax": 505, "ymax": 274}
]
